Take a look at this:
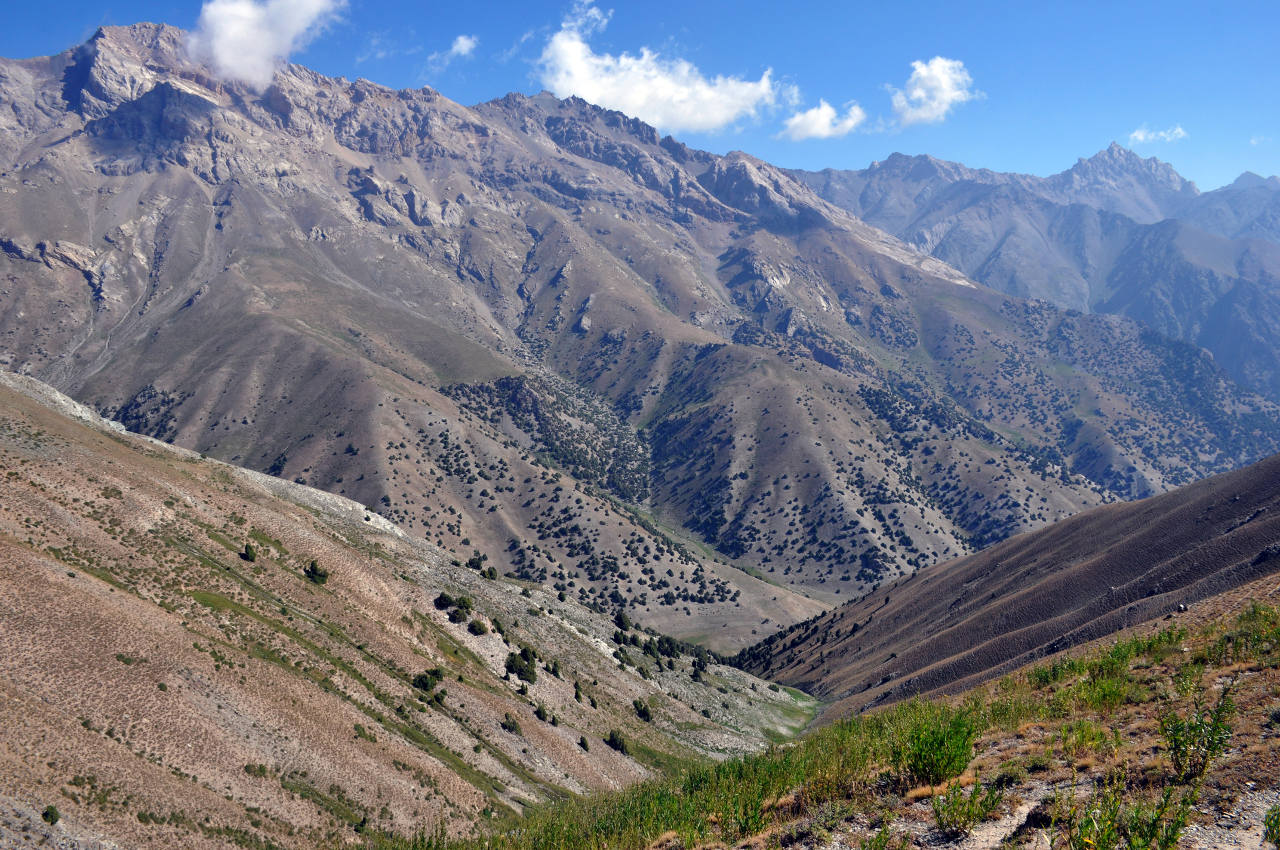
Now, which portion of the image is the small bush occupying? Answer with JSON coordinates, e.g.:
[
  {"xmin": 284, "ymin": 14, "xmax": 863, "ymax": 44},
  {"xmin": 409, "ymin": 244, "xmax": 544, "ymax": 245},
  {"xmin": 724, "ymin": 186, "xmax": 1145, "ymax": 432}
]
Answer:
[
  {"xmin": 1266, "ymin": 704, "xmax": 1280, "ymax": 728},
  {"xmin": 304, "ymin": 560, "xmax": 329, "ymax": 584},
  {"xmin": 859, "ymin": 824, "xmax": 905, "ymax": 850},
  {"xmin": 633, "ymin": 699, "xmax": 652, "ymax": 722},
  {"xmin": 412, "ymin": 668, "xmax": 444, "ymax": 692},
  {"xmin": 993, "ymin": 760, "xmax": 1027, "ymax": 788},
  {"xmin": 1054, "ymin": 719, "xmax": 1116, "ymax": 760},
  {"xmin": 1159, "ymin": 684, "xmax": 1235, "ymax": 783},
  {"xmin": 41, "ymin": 805, "xmax": 59, "ymax": 826},
  {"xmin": 467, "ymin": 619, "xmax": 488, "ymax": 636},
  {"xmin": 578, "ymin": 736, "xmax": 590, "ymax": 752},
  {"xmin": 932, "ymin": 779, "xmax": 1003, "ymax": 837},
  {"xmin": 604, "ymin": 729, "xmax": 628, "ymax": 754},
  {"xmin": 1263, "ymin": 803, "xmax": 1280, "ymax": 848},
  {"xmin": 500, "ymin": 713, "xmax": 521, "ymax": 735},
  {"xmin": 1050, "ymin": 776, "xmax": 1191, "ymax": 850},
  {"xmin": 889, "ymin": 702, "xmax": 980, "ymax": 787},
  {"xmin": 505, "ymin": 647, "xmax": 538, "ymax": 684},
  {"xmin": 241, "ymin": 543, "xmax": 257, "ymax": 562}
]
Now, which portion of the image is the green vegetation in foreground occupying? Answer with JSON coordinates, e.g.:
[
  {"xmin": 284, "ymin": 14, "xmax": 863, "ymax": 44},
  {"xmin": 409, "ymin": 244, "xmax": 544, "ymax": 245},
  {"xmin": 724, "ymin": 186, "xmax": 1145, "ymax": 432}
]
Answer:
[{"xmin": 362, "ymin": 602, "xmax": 1279, "ymax": 850}]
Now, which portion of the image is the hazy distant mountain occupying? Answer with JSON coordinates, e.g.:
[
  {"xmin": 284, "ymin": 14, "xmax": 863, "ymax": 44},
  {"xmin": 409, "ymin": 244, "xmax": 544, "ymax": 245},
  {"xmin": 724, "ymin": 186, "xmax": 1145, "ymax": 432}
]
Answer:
[
  {"xmin": 792, "ymin": 146, "xmax": 1280, "ymax": 400},
  {"xmin": 1, "ymin": 24, "xmax": 1278, "ymax": 642},
  {"xmin": 1179, "ymin": 171, "xmax": 1280, "ymax": 242}
]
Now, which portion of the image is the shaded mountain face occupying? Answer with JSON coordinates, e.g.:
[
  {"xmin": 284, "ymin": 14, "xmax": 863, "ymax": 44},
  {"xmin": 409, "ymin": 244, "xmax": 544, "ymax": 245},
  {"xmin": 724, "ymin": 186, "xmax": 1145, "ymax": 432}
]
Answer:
[
  {"xmin": 0, "ymin": 370, "xmax": 812, "ymax": 847},
  {"xmin": 737, "ymin": 449, "xmax": 1280, "ymax": 722},
  {"xmin": 793, "ymin": 147, "xmax": 1280, "ymax": 400},
  {"xmin": 2, "ymin": 25, "xmax": 1279, "ymax": 642}
]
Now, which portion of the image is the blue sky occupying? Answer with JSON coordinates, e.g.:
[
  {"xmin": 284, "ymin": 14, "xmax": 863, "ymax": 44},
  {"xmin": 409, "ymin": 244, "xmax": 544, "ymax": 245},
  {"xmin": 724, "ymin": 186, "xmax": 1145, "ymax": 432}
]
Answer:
[{"xmin": 5, "ymin": 0, "xmax": 1279, "ymax": 189}]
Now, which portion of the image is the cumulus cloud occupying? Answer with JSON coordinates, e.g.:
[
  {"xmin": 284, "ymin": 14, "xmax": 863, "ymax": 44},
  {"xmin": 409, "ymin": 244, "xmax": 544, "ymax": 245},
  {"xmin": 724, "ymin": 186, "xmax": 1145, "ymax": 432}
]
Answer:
[
  {"xmin": 889, "ymin": 56, "xmax": 977, "ymax": 125},
  {"xmin": 188, "ymin": 0, "xmax": 344, "ymax": 90},
  {"xmin": 428, "ymin": 34, "xmax": 479, "ymax": 70},
  {"xmin": 1251, "ymin": 135, "xmax": 1270, "ymax": 147},
  {"xmin": 537, "ymin": 1, "xmax": 779, "ymax": 133},
  {"xmin": 781, "ymin": 100, "xmax": 866, "ymax": 140},
  {"xmin": 1129, "ymin": 125, "xmax": 1188, "ymax": 144}
]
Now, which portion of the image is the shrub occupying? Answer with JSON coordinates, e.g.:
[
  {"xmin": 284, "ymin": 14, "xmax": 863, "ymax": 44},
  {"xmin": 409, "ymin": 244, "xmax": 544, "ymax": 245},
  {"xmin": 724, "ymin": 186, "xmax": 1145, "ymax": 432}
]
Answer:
[
  {"xmin": 1054, "ymin": 719, "xmax": 1117, "ymax": 760},
  {"xmin": 1127, "ymin": 788, "xmax": 1194, "ymax": 850},
  {"xmin": 1264, "ymin": 803, "xmax": 1280, "ymax": 848},
  {"xmin": 1159, "ymin": 684, "xmax": 1235, "ymax": 783},
  {"xmin": 578, "ymin": 736, "xmax": 590, "ymax": 751},
  {"xmin": 41, "ymin": 805, "xmax": 59, "ymax": 826},
  {"xmin": 993, "ymin": 760, "xmax": 1027, "ymax": 788},
  {"xmin": 889, "ymin": 702, "xmax": 980, "ymax": 787},
  {"xmin": 505, "ymin": 647, "xmax": 538, "ymax": 684},
  {"xmin": 633, "ymin": 699, "xmax": 652, "ymax": 722},
  {"xmin": 433, "ymin": 593, "xmax": 455, "ymax": 610},
  {"xmin": 500, "ymin": 713, "xmax": 521, "ymax": 735},
  {"xmin": 859, "ymin": 825, "xmax": 905, "ymax": 850},
  {"xmin": 304, "ymin": 560, "xmax": 329, "ymax": 584},
  {"xmin": 467, "ymin": 619, "xmax": 488, "ymax": 636},
  {"xmin": 604, "ymin": 729, "xmax": 628, "ymax": 754},
  {"xmin": 241, "ymin": 542, "xmax": 257, "ymax": 562},
  {"xmin": 1050, "ymin": 776, "xmax": 1192, "ymax": 850},
  {"xmin": 931, "ymin": 779, "xmax": 1003, "ymax": 837},
  {"xmin": 412, "ymin": 668, "xmax": 444, "ymax": 692}
]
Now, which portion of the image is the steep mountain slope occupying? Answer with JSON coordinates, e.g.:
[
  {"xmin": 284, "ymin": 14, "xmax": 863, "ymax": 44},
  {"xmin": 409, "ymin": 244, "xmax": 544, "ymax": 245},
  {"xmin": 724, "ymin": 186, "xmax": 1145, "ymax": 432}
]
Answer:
[
  {"xmin": 1179, "ymin": 171, "xmax": 1280, "ymax": 242},
  {"xmin": 738, "ymin": 449, "xmax": 1280, "ymax": 720},
  {"xmin": 0, "ymin": 369, "xmax": 813, "ymax": 848},
  {"xmin": 793, "ymin": 147, "xmax": 1280, "ymax": 400},
  {"xmin": 2, "ymin": 25, "xmax": 1279, "ymax": 630}
]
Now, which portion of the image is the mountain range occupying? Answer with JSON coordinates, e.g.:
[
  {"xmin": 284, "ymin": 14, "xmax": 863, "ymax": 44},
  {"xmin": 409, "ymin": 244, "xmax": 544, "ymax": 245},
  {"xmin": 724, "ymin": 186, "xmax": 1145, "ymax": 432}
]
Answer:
[
  {"xmin": 793, "ymin": 144, "xmax": 1280, "ymax": 400},
  {"xmin": 1, "ymin": 24, "xmax": 1279, "ymax": 648}
]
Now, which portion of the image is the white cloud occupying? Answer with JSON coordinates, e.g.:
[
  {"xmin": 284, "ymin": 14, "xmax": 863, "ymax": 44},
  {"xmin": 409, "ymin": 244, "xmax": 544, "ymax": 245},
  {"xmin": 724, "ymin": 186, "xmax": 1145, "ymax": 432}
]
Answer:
[
  {"xmin": 781, "ymin": 99, "xmax": 866, "ymax": 141},
  {"xmin": 428, "ymin": 33, "xmax": 479, "ymax": 71},
  {"xmin": 537, "ymin": 2, "xmax": 779, "ymax": 133},
  {"xmin": 1129, "ymin": 124, "xmax": 1187, "ymax": 144},
  {"xmin": 1249, "ymin": 134, "xmax": 1268, "ymax": 146},
  {"xmin": 563, "ymin": 0, "xmax": 610, "ymax": 36},
  {"xmin": 188, "ymin": 0, "xmax": 344, "ymax": 90},
  {"xmin": 450, "ymin": 34, "xmax": 478, "ymax": 58},
  {"xmin": 889, "ymin": 56, "xmax": 977, "ymax": 126}
]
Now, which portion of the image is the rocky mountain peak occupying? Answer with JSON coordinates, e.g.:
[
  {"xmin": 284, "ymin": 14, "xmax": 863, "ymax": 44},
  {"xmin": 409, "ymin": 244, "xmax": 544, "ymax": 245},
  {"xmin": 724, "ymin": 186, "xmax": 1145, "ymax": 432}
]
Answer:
[
  {"xmin": 1228, "ymin": 171, "xmax": 1280, "ymax": 191},
  {"xmin": 1048, "ymin": 142, "xmax": 1199, "ymax": 221},
  {"xmin": 61, "ymin": 23, "xmax": 218, "ymax": 118}
]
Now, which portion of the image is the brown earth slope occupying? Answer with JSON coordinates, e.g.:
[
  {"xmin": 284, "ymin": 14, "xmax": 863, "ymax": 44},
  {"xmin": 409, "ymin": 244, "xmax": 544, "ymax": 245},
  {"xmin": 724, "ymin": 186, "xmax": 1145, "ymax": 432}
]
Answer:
[
  {"xmin": 739, "ymin": 451, "xmax": 1280, "ymax": 721},
  {"xmin": 0, "ymin": 370, "xmax": 815, "ymax": 849}
]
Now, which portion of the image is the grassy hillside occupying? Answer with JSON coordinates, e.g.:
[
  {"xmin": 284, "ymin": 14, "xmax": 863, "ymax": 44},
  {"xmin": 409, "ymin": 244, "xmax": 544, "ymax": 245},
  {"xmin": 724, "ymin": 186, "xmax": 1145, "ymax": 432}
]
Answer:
[{"xmin": 391, "ymin": 577, "xmax": 1280, "ymax": 849}]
